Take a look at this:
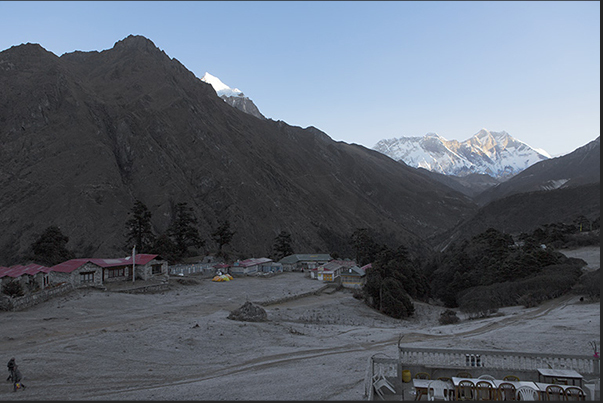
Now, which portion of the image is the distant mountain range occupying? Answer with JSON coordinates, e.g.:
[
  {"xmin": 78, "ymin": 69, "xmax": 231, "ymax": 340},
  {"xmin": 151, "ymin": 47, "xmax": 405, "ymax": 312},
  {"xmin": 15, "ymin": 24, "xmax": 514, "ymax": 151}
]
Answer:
[{"xmin": 373, "ymin": 130, "xmax": 551, "ymax": 179}]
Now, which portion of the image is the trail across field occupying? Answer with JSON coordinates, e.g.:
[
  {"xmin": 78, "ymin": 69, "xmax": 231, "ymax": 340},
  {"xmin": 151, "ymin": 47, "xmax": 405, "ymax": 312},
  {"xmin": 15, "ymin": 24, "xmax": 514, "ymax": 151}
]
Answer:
[{"xmin": 1, "ymin": 247, "xmax": 599, "ymax": 400}]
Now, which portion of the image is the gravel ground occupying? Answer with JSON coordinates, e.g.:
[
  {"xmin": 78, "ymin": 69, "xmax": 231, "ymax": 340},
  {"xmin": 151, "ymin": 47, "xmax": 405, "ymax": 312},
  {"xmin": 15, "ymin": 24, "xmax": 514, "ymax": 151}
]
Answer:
[{"xmin": 0, "ymin": 247, "xmax": 599, "ymax": 401}]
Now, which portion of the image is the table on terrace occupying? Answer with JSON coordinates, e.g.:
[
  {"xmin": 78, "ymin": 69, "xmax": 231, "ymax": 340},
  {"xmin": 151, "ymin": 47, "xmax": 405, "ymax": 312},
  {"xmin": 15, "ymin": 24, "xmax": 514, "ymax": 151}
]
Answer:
[{"xmin": 537, "ymin": 368, "xmax": 583, "ymax": 387}]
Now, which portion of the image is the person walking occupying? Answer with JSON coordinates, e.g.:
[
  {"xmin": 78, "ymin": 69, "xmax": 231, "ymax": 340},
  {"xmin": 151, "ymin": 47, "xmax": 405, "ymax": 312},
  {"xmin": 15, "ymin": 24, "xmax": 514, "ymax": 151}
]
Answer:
[
  {"xmin": 6, "ymin": 358, "xmax": 26, "ymax": 392},
  {"xmin": 12, "ymin": 364, "xmax": 26, "ymax": 392},
  {"xmin": 6, "ymin": 357, "xmax": 15, "ymax": 381}
]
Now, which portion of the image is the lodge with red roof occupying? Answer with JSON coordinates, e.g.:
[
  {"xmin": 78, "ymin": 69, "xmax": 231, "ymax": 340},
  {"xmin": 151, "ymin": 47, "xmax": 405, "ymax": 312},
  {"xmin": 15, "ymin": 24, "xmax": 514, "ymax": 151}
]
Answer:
[{"xmin": 0, "ymin": 254, "xmax": 167, "ymax": 291}]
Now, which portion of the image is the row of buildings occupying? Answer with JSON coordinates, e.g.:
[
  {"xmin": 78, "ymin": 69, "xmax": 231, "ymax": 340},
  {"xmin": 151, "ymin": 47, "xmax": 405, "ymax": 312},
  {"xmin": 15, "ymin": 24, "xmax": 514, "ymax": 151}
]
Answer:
[
  {"xmin": 0, "ymin": 253, "xmax": 369, "ymax": 297},
  {"xmin": 0, "ymin": 254, "xmax": 168, "ymax": 293}
]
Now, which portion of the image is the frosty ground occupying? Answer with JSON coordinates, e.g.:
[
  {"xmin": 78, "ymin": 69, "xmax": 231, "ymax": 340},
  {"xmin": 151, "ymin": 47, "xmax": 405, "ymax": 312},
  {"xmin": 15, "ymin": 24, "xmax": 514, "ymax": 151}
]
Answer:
[{"xmin": 0, "ymin": 246, "xmax": 599, "ymax": 401}]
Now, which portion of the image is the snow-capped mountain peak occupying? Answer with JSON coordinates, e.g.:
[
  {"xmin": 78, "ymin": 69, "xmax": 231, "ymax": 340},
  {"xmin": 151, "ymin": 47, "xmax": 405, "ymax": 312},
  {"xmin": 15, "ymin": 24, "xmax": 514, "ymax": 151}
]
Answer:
[
  {"xmin": 373, "ymin": 130, "xmax": 551, "ymax": 179},
  {"xmin": 201, "ymin": 72, "xmax": 244, "ymax": 98},
  {"xmin": 200, "ymin": 72, "xmax": 265, "ymax": 120}
]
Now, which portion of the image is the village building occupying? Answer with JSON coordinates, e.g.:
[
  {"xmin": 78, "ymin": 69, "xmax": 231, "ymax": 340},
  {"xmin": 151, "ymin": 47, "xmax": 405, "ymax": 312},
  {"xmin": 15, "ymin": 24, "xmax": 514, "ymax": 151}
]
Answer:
[
  {"xmin": 278, "ymin": 253, "xmax": 332, "ymax": 271},
  {"xmin": 50, "ymin": 259, "xmax": 104, "ymax": 288},
  {"xmin": 230, "ymin": 257, "xmax": 274, "ymax": 276},
  {"xmin": 339, "ymin": 264, "xmax": 368, "ymax": 289},
  {"xmin": 49, "ymin": 254, "xmax": 167, "ymax": 288},
  {"xmin": 310, "ymin": 259, "xmax": 357, "ymax": 283},
  {"xmin": 0, "ymin": 263, "xmax": 52, "ymax": 292}
]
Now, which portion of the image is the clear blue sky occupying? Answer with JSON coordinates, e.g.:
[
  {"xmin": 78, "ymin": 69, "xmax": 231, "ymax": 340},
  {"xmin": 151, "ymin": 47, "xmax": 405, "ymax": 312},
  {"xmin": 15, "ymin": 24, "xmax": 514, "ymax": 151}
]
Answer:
[{"xmin": 0, "ymin": 1, "xmax": 599, "ymax": 156}]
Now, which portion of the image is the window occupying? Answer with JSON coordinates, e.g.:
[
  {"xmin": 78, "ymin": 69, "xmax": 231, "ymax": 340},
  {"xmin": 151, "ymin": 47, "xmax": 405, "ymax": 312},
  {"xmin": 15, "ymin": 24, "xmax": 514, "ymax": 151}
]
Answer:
[
  {"xmin": 80, "ymin": 272, "xmax": 95, "ymax": 283},
  {"xmin": 152, "ymin": 264, "xmax": 162, "ymax": 274},
  {"xmin": 107, "ymin": 268, "xmax": 125, "ymax": 278}
]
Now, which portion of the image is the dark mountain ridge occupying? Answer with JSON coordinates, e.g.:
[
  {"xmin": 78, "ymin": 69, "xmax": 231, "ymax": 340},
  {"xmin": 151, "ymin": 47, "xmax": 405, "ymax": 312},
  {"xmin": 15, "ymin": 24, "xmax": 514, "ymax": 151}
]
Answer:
[
  {"xmin": 430, "ymin": 138, "xmax": 600, "ymax": 251},
  {"xmin": 0, "ymin": 35, "xmax": 478, "ymax": 265},
  {"xmin": 474, "ymin": 137, "xmax": 600, "ymax": 206}
]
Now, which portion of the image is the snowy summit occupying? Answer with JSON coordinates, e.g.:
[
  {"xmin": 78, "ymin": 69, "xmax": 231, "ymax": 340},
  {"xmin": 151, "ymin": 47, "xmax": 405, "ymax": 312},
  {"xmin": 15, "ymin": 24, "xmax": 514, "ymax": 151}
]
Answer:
[
  {"xmin": 373, "ymin": 129, "xmax": 551, "ymax": 179},
  {"xmin": 201, "ymin": 72, "xmax": 244, "ymax": 98},
  {"xmin": 200, "ymin": 72, "xmax": 266, "ymax": 120}
]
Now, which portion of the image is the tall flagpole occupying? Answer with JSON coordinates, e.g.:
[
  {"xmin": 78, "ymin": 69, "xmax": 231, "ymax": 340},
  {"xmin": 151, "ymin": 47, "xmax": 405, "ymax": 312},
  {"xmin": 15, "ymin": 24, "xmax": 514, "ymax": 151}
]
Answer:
[{"xmin": 132, "ymin": 245, "xmax": 136, "ymax": 283}]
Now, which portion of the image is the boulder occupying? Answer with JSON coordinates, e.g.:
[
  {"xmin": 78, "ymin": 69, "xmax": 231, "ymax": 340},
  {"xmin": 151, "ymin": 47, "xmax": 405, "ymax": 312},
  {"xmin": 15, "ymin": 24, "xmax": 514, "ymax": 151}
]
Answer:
[{"xmin": 227, "ymin": 301, "xmax": 267, "ymax": 322}]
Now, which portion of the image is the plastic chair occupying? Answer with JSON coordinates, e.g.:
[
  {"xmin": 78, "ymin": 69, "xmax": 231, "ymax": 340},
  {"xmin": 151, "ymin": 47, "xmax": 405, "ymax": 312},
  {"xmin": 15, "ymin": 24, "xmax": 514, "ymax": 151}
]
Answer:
[
  {"xmin": 478, "ymin": 374, "xmax": 496, "ymax": 380},
  {"xmin": 427, "ymin": 379, "xmax": 450, "ymax": 401},
  {"xmin": 415, "ymin": 371, "xmax": 431, "ymax": 379},
  {"xmin": 372, "ymin": 369, "xmax": 395, "ymax": 400},
  {"xmin": 475, "ymin": 380, "xmax": 494, "ymax": 401},
  {"xmin": 504, "ymin": 375, "xmax": 521, "ymax": 382},
  {"xmin": 564, "ymin": 386, "xmax": 586, "ymax": 401},
  {"xmin": 456, "ymin": 371, "xmax": 473, "ymax": 378},
  {"xmin": 545, "ymin": 384, "xmax": 565, "ymax": 401},
  {"xmin": 497, "ymin": 382, "xmax": 517, "ymax": 401},
  {"xmin": 457, "ymin": 379, "xmax": 475, "ymax": 401},
  {"xmin": 516, "ymin": 385, "xmax": 539, "ymax": 401}
]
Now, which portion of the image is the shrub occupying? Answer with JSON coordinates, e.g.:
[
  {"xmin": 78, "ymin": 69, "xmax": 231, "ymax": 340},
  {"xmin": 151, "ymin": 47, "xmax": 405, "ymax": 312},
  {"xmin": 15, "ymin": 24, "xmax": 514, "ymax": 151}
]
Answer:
[
  {"xmin": 2, "ymin": 281, "xmax": 24, "ymax": 297},
  {"xmin": 439, "ymin": 309, "xmax": 460, "ymax": 325},
  {"xmin": 573, "ymin": 269, "xmax": 600, "ymax": 300},
  {"xmin": 457, "ymin": 286, "xmax": 502, "ymax": 318}
]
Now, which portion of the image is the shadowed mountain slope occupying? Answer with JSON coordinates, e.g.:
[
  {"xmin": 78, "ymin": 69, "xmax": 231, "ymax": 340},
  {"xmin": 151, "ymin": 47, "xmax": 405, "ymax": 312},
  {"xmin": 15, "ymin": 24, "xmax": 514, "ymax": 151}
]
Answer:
[
  {"xmin": 0, "ymin": 35, "xmax": 477, "ymax": 265},
  {"xmin": 474, "ymin": 137, "xmax": 600, "ymax": 206},
  {"xmin": 430, "ymin": 182, "xmax": 600, "ymax": 251}
]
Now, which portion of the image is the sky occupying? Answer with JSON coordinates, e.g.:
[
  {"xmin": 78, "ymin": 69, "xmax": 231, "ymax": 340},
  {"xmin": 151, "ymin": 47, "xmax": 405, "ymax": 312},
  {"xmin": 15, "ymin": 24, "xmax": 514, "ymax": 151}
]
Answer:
[{"xmin": 0, "ymin": 1, "xmax": 599, "ymax": 157}]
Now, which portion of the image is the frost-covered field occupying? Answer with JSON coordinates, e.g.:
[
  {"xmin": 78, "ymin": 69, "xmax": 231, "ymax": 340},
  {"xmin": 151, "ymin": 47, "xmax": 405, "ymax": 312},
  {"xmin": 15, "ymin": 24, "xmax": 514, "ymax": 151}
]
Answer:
[{"xmin": 1, "ymin": 247, "xmax": 599, "ymax": 400}]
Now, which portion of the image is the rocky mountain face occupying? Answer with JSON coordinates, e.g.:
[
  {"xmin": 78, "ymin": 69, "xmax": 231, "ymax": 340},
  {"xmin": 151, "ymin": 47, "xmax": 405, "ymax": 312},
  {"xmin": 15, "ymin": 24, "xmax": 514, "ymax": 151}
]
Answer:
[
  {"xmin": 0, "ymin": 35, "xmax": 478, "ymax": 265},
  {"xmin": 201, "ymin": 72, "xmax": 266, "ymax": 120},
  {"xmin": 373, "ymin": 129, "xmax": 551, "ymax": 179}
]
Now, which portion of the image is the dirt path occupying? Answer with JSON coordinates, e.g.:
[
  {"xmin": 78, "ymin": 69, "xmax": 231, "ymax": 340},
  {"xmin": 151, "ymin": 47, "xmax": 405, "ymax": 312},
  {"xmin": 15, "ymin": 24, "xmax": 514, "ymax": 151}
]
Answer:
[{"xmin": 0, "ymin": 250, "xmax": 599, "ymax": 401}]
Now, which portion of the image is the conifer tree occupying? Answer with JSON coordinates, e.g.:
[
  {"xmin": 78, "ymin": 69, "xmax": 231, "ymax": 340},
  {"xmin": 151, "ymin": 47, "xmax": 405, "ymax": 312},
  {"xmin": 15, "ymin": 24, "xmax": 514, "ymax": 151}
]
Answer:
[
  {"xmin": 272, "ymin": 231, "xmax": 294, "ymax": 261},
  {"xmin": 28, "ymin": 225, "xmax": 76, "ymax": 266},
  {"xmin": 212, "ymin": 220, "xmax": 236, "ymax": 254},
  {"xmin": 167, "ymin": 202, "xmax": 204, "ymax": 259},
  {"xmin": 124, "ymin": 199, "xmax": 156, "ymax": 253}
]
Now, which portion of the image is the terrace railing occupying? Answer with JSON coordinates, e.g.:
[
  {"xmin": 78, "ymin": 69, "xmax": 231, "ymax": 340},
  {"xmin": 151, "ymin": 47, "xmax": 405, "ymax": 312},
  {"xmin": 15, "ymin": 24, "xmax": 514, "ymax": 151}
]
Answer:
[
  {"xmin": 364, "ymin": 347, "xmax": 600, "ymax": 400},
  {"xmin": 398, "ymin": 345, "xmax": 600, "ymax": 377}
]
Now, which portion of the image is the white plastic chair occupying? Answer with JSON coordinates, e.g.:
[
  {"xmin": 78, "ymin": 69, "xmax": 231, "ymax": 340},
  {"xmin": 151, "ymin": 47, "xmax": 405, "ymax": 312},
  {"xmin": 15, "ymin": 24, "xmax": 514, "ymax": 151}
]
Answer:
[
  {"xmin": 427, "ymin": 379, "xmax": 450, "ymax": 401},
  {"xmin": 478, "ymin": 374, "xmax": 495, "ymax": 380},
  {"xmin": 372, "ymin": 369, "xmax": 395, "ymax": 399},
  {"xmin": 516, "ymin": 385, "xmax": 539, "ymax": 401}
]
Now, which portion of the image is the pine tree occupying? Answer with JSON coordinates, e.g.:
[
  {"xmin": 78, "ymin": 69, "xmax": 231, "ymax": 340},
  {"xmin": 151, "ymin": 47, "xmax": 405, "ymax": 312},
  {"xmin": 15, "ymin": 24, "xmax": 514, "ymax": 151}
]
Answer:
[
  {"xmin": 272, "ymin": 231, "xmax": 294, "ymax": 261},
  {"xmin": 167, "ymin": 202, "xmax": 204, "ymax": 259},
  {"xmin": 151, "ymin": 233, "xmax": 178, "ymax": 264},
  {"xmin": 124, "ymin": 200, "xmax": 156, "ymax": 253},
  {"xmin": 212, "ymin": 220, "xmax": 236, "ymax": 254},
  {"xmin": 350, "ymin": 228, "xmax": 382, "ymax": 266},
  {"xmin": 27, "ymin": 225, "xmax": 76, "ymax": 266}
]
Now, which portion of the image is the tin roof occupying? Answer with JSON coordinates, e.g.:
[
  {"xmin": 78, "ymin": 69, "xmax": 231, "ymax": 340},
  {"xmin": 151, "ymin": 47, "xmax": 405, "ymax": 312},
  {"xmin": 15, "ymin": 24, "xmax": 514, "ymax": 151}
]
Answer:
[
  {"xmin": 50, "ymin": 254, "xmax": 160, "ymax": 273},
  {"xmin": 340, "ymin": 266, "xmax": 365, "ymax": 277},
  {"xmin": 0, "ymin": 263, "xmax": 51, "ymax": 279},
  {"xmin": 278, "ymin": 254, "xmax": 332, "ymax": 264},
  {"xmin": 233, "ymin": 257, "xmax": 272, "ymax": 267}
]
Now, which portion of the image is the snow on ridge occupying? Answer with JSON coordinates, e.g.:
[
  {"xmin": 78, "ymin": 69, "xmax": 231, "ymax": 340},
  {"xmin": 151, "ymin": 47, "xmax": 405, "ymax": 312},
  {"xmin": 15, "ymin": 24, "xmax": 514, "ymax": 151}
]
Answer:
[
  {"xmin": 372, "ymin": 129, "xmax": 550, "ymax": 179},
  {"xmin": 201, "ymin": 72, "xmax": 243, "ymax": 98}
]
